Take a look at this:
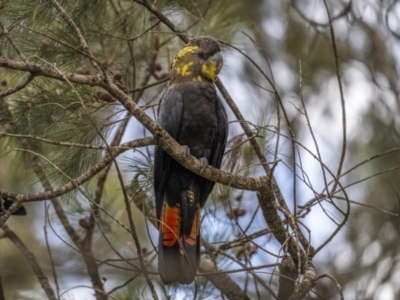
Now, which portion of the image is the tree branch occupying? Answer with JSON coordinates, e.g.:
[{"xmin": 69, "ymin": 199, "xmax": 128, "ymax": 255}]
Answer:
[
  {"xmin": 2, "ymin": 225, "xmax": 57, "ymax": 300},
  {"xmin": 0, "ymin": 73, "xmax": 34, "ymax": 97},
  {"xmin": 23, "ymin": 142, "xmax": 107, "ymax": 300},
  {"xmin": 0, "ymin": 137, "xmax": 153, "ymax": 226},
  {"xmin": 288, "ymin": 262, "xmax": 316, "ymax": 300},
  {"xmin": 257, "ymin": 190, "xmax": 307, "ymax": 267},
  {"xmin": 49, "ymin": 0, "xmax": 95, "ymax": 59},
  {"xmin": 277, "ymin": 256, "xmax": 297, "ymax": 300},
  {"xmin": 199, "ymin": 259, "xmax": 251, "ymax": 300}
]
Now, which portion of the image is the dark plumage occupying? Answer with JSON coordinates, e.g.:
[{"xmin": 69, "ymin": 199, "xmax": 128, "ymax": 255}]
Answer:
[
  {"xmin": 154, "ymin": 36, "xmax": 228, "ymax": 284},
  {"xmin": 2, "ymin": 197, "xmax": 27, "ymax": 216}
]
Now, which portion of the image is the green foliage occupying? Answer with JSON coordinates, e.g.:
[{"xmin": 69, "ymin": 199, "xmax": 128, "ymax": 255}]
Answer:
[{"xmin": 3, "ymin": 78, "xmax": 105, "ymax": 186}]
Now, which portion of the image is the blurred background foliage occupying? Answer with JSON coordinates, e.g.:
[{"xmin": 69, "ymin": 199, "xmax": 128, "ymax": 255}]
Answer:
[{"xmin": 1, "ymin": 0, "xmax": 400, "ymax": 299}]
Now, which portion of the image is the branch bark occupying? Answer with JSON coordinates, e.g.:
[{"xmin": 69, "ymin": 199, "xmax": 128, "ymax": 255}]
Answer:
[
  {"xmin": 199, "ymin": 259, "xmax": 251, "ymax": 300},
  {"xmin": 288, "ymin": 262, "xmax": 316, "ymax": 300},
  {"xmin": 277, "ymin": 256, "xmax": 297, "ymax": 300},
  {"xmin": 257, "ymin": 190, "xmax": 307, "ymax": 267}
]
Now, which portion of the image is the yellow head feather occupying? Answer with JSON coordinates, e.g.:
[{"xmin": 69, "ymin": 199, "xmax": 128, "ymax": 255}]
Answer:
[{"xmin": 170, "ymin": 37, "xmax": 222, "ymax": 84}]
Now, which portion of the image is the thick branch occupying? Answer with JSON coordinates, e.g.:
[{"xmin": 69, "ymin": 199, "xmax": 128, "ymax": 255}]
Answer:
[
  {"xmin": 0, "ymin": 57, "xmax": 104, "ymax": 86},
  {"xmin": 288, "ymin": 262, "xmax": 316, "ymax": 300},
  {"xmin": 257, "ymin": 190, "xmax": 306, "ymax": 267},
  {"xmin": 277, "ymin": 256, "xmax": 297, "ymax": 300},
  {"xmin": 199, "ymin": 259, "xmax": 251, "ymax": 300}
]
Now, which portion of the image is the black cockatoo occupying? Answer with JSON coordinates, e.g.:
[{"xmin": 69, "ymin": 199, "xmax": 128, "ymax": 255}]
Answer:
[{"xmin": 154, "ymin": 36, "xmax": 228, "ymax": 284}]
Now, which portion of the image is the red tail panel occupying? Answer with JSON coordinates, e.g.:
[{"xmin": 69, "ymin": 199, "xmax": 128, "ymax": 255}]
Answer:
[{"xmin": 160, "ymin": 204, "xmax": 181, "ymax": 247}]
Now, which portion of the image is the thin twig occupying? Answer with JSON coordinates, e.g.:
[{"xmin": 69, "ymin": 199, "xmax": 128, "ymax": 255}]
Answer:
[
  {"xmin": 322, "ymin": 0, "xmax": 347, "ymax": 194},
  {"xmin": 0, "ymin": 73, "xmax": 34, "ymax": 97},
  {"xmin": 0, "ymin": 21, "xmax": 27, "ymax": 62}
]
